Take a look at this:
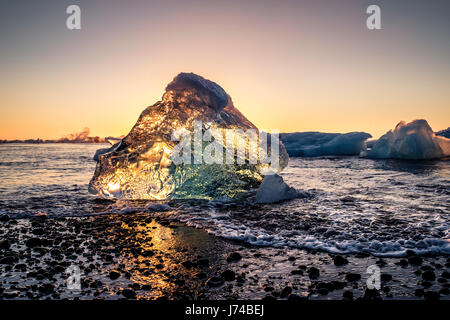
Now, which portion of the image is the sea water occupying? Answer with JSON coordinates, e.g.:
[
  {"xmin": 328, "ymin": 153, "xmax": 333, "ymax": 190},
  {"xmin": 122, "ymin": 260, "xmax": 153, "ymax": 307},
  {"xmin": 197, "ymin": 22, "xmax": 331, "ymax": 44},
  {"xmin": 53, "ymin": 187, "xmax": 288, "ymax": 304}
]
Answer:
[{"xmin": 0, "ymin": 143, "xmax": 448, "ymax": 257}]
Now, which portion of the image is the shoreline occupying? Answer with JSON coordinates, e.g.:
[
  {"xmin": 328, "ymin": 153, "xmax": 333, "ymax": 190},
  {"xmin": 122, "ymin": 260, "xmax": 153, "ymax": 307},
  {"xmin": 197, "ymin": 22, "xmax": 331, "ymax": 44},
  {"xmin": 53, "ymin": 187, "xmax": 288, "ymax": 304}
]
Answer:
[{"xmin": 0, "ymin": 213, "xmax": 448, "ymax": 300}]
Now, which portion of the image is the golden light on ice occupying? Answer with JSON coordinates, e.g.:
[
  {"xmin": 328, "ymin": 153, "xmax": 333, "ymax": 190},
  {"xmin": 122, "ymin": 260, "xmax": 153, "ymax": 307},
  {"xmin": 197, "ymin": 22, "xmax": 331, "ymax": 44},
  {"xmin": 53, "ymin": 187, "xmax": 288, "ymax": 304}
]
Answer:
[{"xmin": 107, "ymin": 181, "xmax": 121, "ymax": 191}]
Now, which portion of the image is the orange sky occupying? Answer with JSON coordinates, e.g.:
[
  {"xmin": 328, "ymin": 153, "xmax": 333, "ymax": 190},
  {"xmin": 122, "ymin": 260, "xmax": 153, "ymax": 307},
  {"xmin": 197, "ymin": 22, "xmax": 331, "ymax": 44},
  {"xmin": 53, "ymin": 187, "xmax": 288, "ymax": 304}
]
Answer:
[{"xmin": 0, "ymin": 0, "xmax": 449, "ymax": 140}]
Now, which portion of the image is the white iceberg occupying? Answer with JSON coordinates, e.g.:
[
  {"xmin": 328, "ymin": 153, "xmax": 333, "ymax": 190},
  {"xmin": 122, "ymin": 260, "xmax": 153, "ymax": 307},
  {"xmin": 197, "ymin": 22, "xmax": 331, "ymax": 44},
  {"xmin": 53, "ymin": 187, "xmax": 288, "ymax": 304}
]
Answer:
[
  {"xmin": 280, "ymin": 132, "xmax": 371, "ymax": 157},
  {"xmin": 436, "ymin": 127, "xmax": 450, "ymax": 139},
  {"xmin": 365, "ymin": 119, "xmax": 450, "ymax": 160}
]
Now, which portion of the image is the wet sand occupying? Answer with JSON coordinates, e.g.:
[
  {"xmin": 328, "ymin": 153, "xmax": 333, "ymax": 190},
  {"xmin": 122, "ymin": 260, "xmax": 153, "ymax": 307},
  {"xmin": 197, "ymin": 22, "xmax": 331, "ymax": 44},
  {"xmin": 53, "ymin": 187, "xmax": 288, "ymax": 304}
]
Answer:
[{"xmin": 0, "ymin": 213, "xmax": 449, "ymax": 300}]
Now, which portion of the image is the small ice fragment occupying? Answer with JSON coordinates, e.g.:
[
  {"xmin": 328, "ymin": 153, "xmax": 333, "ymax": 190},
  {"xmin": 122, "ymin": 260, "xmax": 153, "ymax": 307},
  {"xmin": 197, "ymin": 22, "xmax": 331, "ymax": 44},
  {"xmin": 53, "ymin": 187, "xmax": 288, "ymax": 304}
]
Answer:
[{"xmin": 256, "ymin": 174, "xmax": 305, "ymax": 204}]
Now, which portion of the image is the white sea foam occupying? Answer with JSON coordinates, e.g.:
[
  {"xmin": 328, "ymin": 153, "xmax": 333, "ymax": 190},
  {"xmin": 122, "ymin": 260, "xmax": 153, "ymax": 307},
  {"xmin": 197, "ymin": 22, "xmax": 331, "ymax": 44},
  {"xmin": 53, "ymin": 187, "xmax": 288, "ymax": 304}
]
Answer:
[{"xmin": 158, "ymin": 205, "xmax": 450, "ymax": 257}]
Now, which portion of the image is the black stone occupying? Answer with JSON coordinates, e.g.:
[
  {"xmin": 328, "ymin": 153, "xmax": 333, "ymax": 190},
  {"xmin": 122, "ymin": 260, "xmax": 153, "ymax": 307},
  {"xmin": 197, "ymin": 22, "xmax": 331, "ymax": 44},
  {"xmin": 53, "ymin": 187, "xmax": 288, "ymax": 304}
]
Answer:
[
  {"xmin": 38, "ymin": 283, "xmax": 54, "ymax": 295},
  {"xmin": 181, "ymin": 260, "xmax": 193, "ymax": 269},
  {"xmin": 399, "ymin": 259, "xmax": 408, "ymax": 267},
  {"xmin": 414, "ymin": 288, "xmax": 424, "ymax": 297},
  {"xmin": 422, "ymin": 271, "xmax": 436, "ymax": 281},
  {"xmin": 174, "ymin": 279, "xmax": 185, "ymax": 286},
  {"xmin": 197, "ymin": 258, "xmax": 209, "ymax": 266},
  {"xmin": 206, "ymin": 277, "xmax": 224, "ymax": 287},
  {"xmin": 226, "ymin": 252, "xmax": 242, "ymax": 263},
  {"xmin": 0, "ymin": 240, "xmax": 10, "ymax": 250},
  {"xmin": 330, "ymin": 280, "xmax": 345, "ymax": 290},
  {"xmin": 290, "ymin": 269, "xmax": 304, "ymax": 275},
  {"xmin": 280, "ymin": 286, "xmax": 292, "ymax": 298},
  {"xmin": 32, "ymin": 228, "xmax": 45, "ymax": 236},
  {"xmin": 346, "ymin": 273, "xmax": 361, "ymax": 282},
  {"xmin": 307, "ymin": 267, "xmax": 320, "ymax": 279},
  {"xmin": 195, "ymin": 272, "xmax": 207, "ymax": 279},
  {"xmin": 0, "ymin": 255, "xmax": 18, "ymax": 265},
  {"xmin": 343, "ymin": 290, "xmax": 353, "ymax": 300},
  {"xmin": 333, "ymin": 255, "xmax": 349, "ymax": 266},
  {"xmin": 109, "ymin": 270, "xmax": 121, "ymax": 280},
  {"xmin": 3, "ymin": 290, "xmax": 19, "ymax": 298},
  {"xmin": 25, "ymin": 238, "xmax": 42, "ymax": 248},
  {"xmin": 221, "ymin": 270, "xmax": 235, "ymax": 281},
  {"xmin": 318, "ymin": 288, "xmax": 328, "ymax": 295},
  {"xmin": 408, "ymin": 256, "xmax": 423, "ymax": 266},
  {"xmin": 141, "ymin": 250, "xmax": 155, "ymax": 257},
  {"xmin": 363, "ymin": 288, "xmax": 380, "ymax": 300},
  {"xmin": 437, "ymin": 277, "xmax": 447, "ymax": 284},
  {"xmin": 405, "ymin": 250, "xmax": 416, "ymax": 257},
  {"xmin": 121, "ymin": 289, "xmax": 136, "ymax": 299},
  {"xmin": 236, "ymin": 275, "xmax": 246, "ymax": 283},
  {"xmin": 381, "ymin": 273, "xmax": 392, "ymax": 282}
]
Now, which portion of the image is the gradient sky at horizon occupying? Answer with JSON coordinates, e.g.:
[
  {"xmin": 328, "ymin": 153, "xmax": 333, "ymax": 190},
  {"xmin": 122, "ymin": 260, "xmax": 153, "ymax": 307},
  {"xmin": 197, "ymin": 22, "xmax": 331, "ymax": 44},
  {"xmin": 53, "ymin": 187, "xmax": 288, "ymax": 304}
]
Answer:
[{"xmin": 0, "ymin": 0, "xmax": 449, "ymax": 140}]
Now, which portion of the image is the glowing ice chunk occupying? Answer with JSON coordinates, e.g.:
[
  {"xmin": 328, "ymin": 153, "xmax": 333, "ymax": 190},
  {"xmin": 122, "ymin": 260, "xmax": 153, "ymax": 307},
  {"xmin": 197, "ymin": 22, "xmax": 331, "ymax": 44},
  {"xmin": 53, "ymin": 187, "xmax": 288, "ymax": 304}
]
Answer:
[{"xmin": 89, "ymin": 73, "xmax": 289, "ymax": 199}]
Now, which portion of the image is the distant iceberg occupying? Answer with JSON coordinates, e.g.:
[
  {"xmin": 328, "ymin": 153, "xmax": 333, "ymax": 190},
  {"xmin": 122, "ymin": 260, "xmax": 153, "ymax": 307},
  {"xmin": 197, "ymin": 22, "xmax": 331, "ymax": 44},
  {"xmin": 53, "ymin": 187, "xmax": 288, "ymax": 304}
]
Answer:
[
  {"xmin": 364, "ymin": 119, "xmax": 450, "ymax": 160},
  {"xmin": 436, "ymin": 127, "xmax": 450, "ymax": 139},
  {"xmin": 280, "ymin": 131, "xmax": 371, "ymax": 157}
]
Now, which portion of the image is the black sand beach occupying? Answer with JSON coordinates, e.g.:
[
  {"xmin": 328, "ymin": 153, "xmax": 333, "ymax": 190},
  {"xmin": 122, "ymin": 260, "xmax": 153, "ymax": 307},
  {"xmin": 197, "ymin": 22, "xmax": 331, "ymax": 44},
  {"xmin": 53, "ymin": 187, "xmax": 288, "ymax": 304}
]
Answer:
[{"xmin": 1, "ymin": 213, "xmax": 448, "ymax": 300}]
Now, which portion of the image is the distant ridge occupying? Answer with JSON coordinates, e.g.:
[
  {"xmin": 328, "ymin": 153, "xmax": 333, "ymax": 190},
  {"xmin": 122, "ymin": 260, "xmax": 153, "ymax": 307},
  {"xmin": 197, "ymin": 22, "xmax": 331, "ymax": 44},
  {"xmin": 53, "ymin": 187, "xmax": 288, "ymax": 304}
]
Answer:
[{"xmin": 0, "ymin": 127, "xmax": 107, "ymax": 144}]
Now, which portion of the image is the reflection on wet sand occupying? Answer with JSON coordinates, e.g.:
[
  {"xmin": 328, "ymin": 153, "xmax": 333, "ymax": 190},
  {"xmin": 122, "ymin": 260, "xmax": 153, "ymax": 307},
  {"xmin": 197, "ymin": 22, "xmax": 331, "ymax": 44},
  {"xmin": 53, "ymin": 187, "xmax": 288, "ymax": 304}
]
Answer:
[{"xmin": 100, "ymin": 213, "xmax": 231, "ymax": 300}]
